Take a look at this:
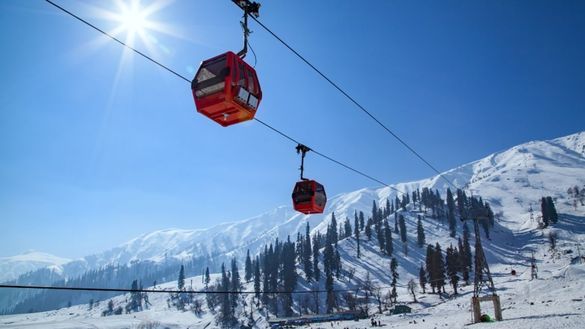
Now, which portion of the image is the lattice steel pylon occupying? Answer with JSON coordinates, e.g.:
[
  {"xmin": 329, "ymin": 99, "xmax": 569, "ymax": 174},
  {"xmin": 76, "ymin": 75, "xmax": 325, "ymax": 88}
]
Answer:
[
  {"xmin": 468, "ymin": 207, "xmax": 503, "ymax": 323},
  {"xmin": 472, "ymin": 215, "xmax": 496, "ymax": 296}
]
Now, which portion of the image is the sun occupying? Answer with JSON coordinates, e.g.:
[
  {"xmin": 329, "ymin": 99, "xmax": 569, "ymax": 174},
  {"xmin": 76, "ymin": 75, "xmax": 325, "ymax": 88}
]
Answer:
[
  {"xmin": 112, "ymin": 0, "xmax": 152, "ymax": 45},
  {"xmin": 119, "ymin": 3, "xmax": 147, "ymax": 34},
  {"xmin": 87, "ymin": 0, "xmax": 177, "ymax": 50},
  {"xmin": 80, "ymin": 0, "xmax": 179, "ymax": 111},
  {"xmin": 116, "ymin": 0, "xmax": 151, "ymax": 38}
]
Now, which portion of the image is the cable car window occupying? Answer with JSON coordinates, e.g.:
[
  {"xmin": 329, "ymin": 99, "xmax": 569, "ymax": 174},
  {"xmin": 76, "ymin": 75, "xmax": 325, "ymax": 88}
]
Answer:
[
  {"xmin": 238, "ymin": 63, "xmax": 247, "ymax": 87},
  {"xmin": 293, "ymin": 183, "xmax": 312, "ymax": 204},
  {"xmin": 195, "ymin": 56, "xmax": 228, "ymax": 97},
  {"xmin": 231, "ymin": 56, "xmax": 237, "ymax": 83},
  {"xmin": 246, "ymin": 68, "xmax": 256, "ymax": 94}
]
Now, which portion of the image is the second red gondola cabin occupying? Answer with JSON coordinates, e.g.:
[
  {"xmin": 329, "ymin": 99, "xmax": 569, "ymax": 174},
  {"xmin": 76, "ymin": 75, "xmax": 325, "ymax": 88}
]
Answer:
[
  {"xmin": 292, "ymin": 180, "xmax": 327, "ymax": 214},
  {"xmin": 191, "ymin": 51, "xmax": 262, "ymax": 127}
]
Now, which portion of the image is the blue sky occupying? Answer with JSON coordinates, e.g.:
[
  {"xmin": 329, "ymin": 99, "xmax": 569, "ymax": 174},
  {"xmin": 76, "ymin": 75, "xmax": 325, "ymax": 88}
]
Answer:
[{"xmin": 1, "ymin": 0, "xmax": 583, "ymax": 258}]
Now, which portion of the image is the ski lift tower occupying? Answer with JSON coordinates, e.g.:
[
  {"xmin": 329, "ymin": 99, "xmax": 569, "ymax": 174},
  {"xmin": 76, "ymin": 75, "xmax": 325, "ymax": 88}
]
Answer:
[{"xmin": 468, "ymin": 207, "xmax": 503, "ymax": 323}]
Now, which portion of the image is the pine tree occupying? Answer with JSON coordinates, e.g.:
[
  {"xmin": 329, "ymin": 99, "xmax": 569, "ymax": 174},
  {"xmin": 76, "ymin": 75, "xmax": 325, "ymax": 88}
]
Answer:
[
  {"xmin": 434, "ymin": 243, "xmax": 446, "ymax": 293},
  {"xmin": 296, "ymin": 232, "xmax": 303, "ymax": 260},
  {"xmin": 445, "ymin": 245, "xmax": 460, "ymax": 294},
  {"xmin": 416, "ymin": 215, "xmax": 425, "ymax": 248},
  {"xmin": 282, "ymin": 238, "xmax": 298, "ymax": 317},
  {"xmin": 462, "ymin": 223, "xmax": 472, "ymax": 284},
  {"xmin": 377, "ymin": 216, "xmax": 386, "ymax": 252},
  {"xmin": 372, "ymin": 200, "xmax": 379, "ymax": 223},
  {"xmin": 399, "ymin": 215, "xmax": 407, "ymax": 243},
  {"xmin": 324, "ymin": 242, "xmax": 336, "ymax": 313},
  {"xmin": 219, "ymin": 263, "xmax": 235, "ymax": 327},
  {"xmin": 303, "ymin": 223, "xmax": 313, "ymax": 281},
  {"xmin": 245, "ymin": 249, "xmax": 252, "ymax": 282},
  {"xmin": 456, "ymin": 189, "xmax": 467, "ymax": 220},
  {"xmin": 204, "ymin": 267, "xmax": 210, "ymax": 289},
  {"xmin": 390, "ymin": 258, "xmax": 399, "ymax": 303},
  {"xmin": 262, "ymin": 245, "xmax": 270, "ymax": 304},
  {"xmin": 344, "ymin": 218, "xmax": 352, "ymax": 239},
  {"xmin": 312, "ymin": 234, "xmax": 321, "ymax": 282},
  {"xmin": 546, "ymin": 196, "xmax": 559, "ymax": 224},
  {"xmin": 541, "ymin": 197, "xmax": 550, "ymax": 227},
  {"xmin": 354, "ymin": 214, "xmax": 361, "ymax": 258},
  {"xmin": 178, "ymin": 265, "xmax": 185, "ymax": 291},
  {"xmin": 230, "ymin": 258, "xmax": 240, "ymax": 312},
  {"xmin": 394, "ymin": 212, "xmax": 399, "ymax": 234},
  {"xmin": 129, "ymin": 279, "xmax": 141, "ymax": 312},
  {"xmin": 446, "ymin": 188, "xmax": 457, "ymax": 238},
  {"xmin": 458, "ymin": 237, "xmax": 468, "ymax": 285},
  {"xmin": 365, "ymin": 217, "xmax": 373, "ymax": 240},
  {"xmin": 330, "ymin": 213, "xmax": 338, "ymax": 246},
  {"xmin": 253, "ymin": 256, "xmax": 261, "ymax": 299},
  {"xmin": 107, "ymin": 300, "xmax": 114, "ymax": 315},
  {"xmin": 425, "ymin": 244, "xmax": 436, "ymax": 293},
  {"xmin": 384, "ymin": 219, "xmax": 393, "ymax": 256},
  {"xmin": 230, "ymin": 258, "xmax": 241, "ymax": 292},
  {"xmin": 419, "ymin": 264, "xmax": 427, "ymax": 293},
  {"xmin": 359, "ymin": 211, "xmax": 365, "ymax": 231}
]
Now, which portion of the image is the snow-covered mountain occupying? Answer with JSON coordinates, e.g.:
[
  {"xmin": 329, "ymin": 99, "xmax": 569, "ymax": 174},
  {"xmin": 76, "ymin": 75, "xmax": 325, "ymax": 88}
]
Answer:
[
  {"xmin": 5, "ymin": 131, "xmax": 583, "ymax": 281},
  {"xmin": 0, "ymin": 251, "xmax": 70, "ymax": 283},
  {"xmin": 106, "ymin": 131, "xmax": 581, "ymax": 260},
  {"xmin": 1, "ymin": 130, "xmax": 585, "ymax": 327}
]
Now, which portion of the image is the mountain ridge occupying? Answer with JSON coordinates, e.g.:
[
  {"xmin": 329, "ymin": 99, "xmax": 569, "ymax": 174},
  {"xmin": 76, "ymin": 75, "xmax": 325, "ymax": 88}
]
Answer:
[{"xmin": 4, "ymin": 131, "xmax": 584, "ymax": 281}]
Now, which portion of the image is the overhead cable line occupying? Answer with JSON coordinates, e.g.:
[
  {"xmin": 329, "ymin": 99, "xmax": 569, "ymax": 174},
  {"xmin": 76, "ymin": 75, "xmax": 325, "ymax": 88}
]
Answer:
[
  {"xmin": 254, "ymin": 118, "xmax": 394, "ymax": 189},
  {"xmin": 232, "ymin": 1, "xmax": 458, "ymax": 190},
  {"xmin": 43, "ymin": 0, "xmax": 405, "ymax": 196},
  {"xmin": 0, "ymin": 284, "xmax": 352, "ymax": 295},
  {"xmin": 0, "ymin": 269, "xmax": 472, "ymax": 293},
  {"xmin": 0, "ymin": 263, "xmax": 502, "ymax": 292},
  {"xmin": 45, "ymin": 0, "xmax": 190, "ymax": 84}
]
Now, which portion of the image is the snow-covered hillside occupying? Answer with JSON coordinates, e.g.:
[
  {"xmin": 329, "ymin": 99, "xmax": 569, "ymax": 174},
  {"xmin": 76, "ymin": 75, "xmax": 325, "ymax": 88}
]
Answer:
[
  {"xmin": 0, "ymin": 251, "xmax": 70, "ymax": 283},
  {"xmin": 4, "ymin": 131, "xmax": 584, "ymax": 280},
  {"xmin": 1, "ymin": 130, "xmax": 584, "ymax": 327},
  {"xmin": 2, "ymin": 216, "xmax": 584, "ymax": 328}
]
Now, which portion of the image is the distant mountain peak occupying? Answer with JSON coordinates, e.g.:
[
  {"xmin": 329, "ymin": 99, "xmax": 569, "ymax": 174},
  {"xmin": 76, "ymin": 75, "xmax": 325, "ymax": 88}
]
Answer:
[{"xmin": 0, "ymin": 251, "xmax": 70, "ymax": 283}]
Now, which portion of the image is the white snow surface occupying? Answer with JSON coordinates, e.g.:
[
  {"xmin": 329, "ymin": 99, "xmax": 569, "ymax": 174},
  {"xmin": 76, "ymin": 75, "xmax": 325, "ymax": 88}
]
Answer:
[{"xmin": 1, "ymin": 240, "xmax": 584, "ymax": 328}]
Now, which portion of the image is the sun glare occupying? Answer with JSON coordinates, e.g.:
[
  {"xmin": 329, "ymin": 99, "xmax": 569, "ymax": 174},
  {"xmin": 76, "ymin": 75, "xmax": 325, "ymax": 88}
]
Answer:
[{"xmin": 118, "ymin": 1, "xmax": 148, "ymax": 35}]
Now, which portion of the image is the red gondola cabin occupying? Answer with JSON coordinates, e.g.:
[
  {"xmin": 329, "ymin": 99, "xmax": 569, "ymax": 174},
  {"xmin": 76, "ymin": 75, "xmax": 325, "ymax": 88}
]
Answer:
[
  {"xmin": 292, "ymin": 180, "xmax": 327, "ymax": 214},
  {"xmin": 191, "ymin": 51, "xmax": 262, "ymax": 127}
]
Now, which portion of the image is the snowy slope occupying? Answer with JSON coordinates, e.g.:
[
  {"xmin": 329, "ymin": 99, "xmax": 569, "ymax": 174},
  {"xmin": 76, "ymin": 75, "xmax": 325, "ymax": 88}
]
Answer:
[
  {"xmin": 4, "ymin": 131, "xmax": 584, "ymax": 281},
  {"xmin": 1, "ymin": 131, "xmax": 584, "ymax": 327},
  {"xmin": 2, "ymin": 132, "xmax": 585, "ymax": 320},
  {"xmin": 2, "ymin": 226, "xmax": 584, "ymax": 328},
  {"xmin": 239, "ymin": 130, "xmax": 585, "ymax": 255},
  {"xmin": 0, "ymin": 251, "xmax": 70, "ymax": 283}
]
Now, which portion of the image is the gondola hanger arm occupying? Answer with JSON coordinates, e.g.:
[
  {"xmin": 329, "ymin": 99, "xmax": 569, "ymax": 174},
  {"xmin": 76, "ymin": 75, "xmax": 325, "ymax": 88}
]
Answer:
[
  {"xmin": 232, "ymin": 0, "xmax": 261, "ymax": 59},
  {"xmin": 296, "ymin": 144, "xmax": 311, "ymax": 180}
]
